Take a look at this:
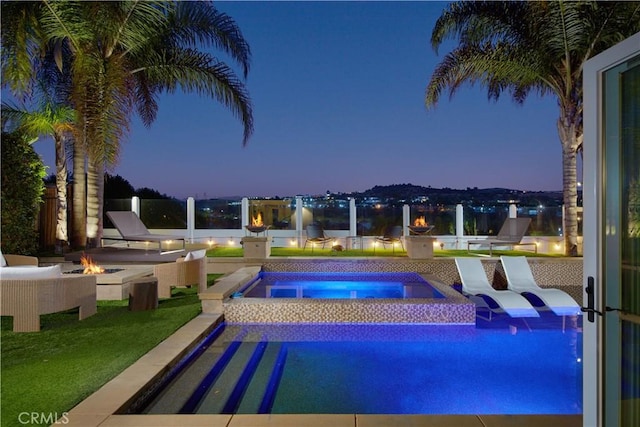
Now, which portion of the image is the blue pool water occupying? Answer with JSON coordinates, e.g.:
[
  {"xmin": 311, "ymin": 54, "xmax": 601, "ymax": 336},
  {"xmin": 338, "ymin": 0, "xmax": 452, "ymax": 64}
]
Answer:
[
  {"xmin": 139, "ymin": 314, "xmax": 582, "ymax": 415},
  {"xmin": 240, "ymin": 272, "xmax": 445, "ymax": 299}
]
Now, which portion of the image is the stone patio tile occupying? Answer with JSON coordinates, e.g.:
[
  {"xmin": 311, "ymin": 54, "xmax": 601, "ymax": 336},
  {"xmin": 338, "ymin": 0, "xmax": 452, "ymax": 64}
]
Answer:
[
  {"xmin": 357, "ymin": 415, "xmax": 484, "ymax": 427},
  {"xmin": 229, "ymin": 414, "xmax": 355, "ymax": 427},
  {"xmin": 99, "ymin": 414, "xmax": 231, "ymax": 426},
  {"xmin": 478, "ymin": 414, "xmax": 582, "ymax": 427}
]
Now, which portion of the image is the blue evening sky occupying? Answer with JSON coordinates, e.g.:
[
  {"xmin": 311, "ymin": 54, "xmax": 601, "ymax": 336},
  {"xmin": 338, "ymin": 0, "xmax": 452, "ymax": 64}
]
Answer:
[{"xmin": 32, "ymin": 1, "xmax": 569, "ymax": 199}]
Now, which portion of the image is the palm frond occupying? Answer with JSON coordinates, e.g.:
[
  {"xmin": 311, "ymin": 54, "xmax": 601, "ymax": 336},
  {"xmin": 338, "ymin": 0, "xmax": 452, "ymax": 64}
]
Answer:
[
  {"xmin": 431, "ymin": 1, "xmax": 529, "ymax": 54},
  {"xmin": 135, "ymin": 47, "xmax": 253, "ymax": 145},
  {"xmin": 1, "ymin": 1, "xmax": 46, "ymax": 96},
  {"xmin": 163, "ymin": 1, "xmax": 251, "ymax": 78},
  {"xmin": 425, "ymin": 43, "xmax": 553, "ymax": 108}
]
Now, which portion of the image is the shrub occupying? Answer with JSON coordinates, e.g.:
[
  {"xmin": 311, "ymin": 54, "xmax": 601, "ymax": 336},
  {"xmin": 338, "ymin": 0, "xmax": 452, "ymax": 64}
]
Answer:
[{"xmin": 1, "ymin": 132, "xmax": 46, "ymax": 255}]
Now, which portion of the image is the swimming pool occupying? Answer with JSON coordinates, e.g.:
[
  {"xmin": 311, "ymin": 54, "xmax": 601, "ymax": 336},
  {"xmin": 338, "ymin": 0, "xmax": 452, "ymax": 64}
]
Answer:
[
  {"xmin": 239, "ymin": 271, "xmax": 445, "ymax": 299},
  {"xmin": 135, "ymin": 314, "xmax": 582, "ymax": 415}
]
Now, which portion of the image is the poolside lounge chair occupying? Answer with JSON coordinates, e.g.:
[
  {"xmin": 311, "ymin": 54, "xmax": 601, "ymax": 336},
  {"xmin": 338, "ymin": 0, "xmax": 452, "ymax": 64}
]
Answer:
[
  {"xmin": 467, "ymin": 217, "xmax": 536, "ymax": 256},
  {"xmin": 500, "ymin": 256, "xmax": 581, "ymax": 316},
  {"xmin": 375, "ymin": 225, "xmax": 404, "ymax": 252},
  {"xmin": 455, "ymin": 258, "xmax": 539, "ymax": 318},
  {"xmin": 105, "ymin": 211, "xmax": 185, "ymax": 254},
  {"xmin": 304, "ymin": 224, "xmax": 333, "ymax": 251}
]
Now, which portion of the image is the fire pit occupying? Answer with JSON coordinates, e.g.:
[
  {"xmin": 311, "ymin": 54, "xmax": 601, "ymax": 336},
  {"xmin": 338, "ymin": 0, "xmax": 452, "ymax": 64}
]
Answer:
[
  {"xmin": 408, "ymin": 225, "xmax": 434, "ymax": 235},
  {"xmin": 245, "ymin": 212, "xmax": 270, "ymax": 234},
  {"xmin": 61, "ymin": 259, "xmax": 154, "ymax": 300},
  {"xmin": 245, "ymin": 225, "xmax": 269, "ymax": 233},
  {"xmin": 409, "ymin": 217, "xmax": 434, "ymax": 235},
  {"xmin": 65, "ymin": 268, "xmax": 124, "ymax": 275},
  {"xmin": 63, "ymin": 254, "xmax": 122, "ymax": 275}
]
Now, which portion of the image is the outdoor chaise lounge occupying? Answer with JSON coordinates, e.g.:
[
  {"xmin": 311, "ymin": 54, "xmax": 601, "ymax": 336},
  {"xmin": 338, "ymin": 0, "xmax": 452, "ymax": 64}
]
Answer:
[
  {"xmin": 467, "ymin": 217, "xmax": 537, "ymax": 256},
  {"xmin": 455, "ymin": 257, "xmax": 539, "ymax": 318},
  {"xmin": 500, "ymin": 256, "xmax": 581, "ymax": 316},
  {"xmin": 105, "ymin": 211, "xmax": 186, "ymax": 254},
  {"xmin": 153, "ymin": 250, "xmax": 207, "ymax": 298},
  {"xmin": 0, "ymin": 260, "xmax": 97, "ymax": 332}
]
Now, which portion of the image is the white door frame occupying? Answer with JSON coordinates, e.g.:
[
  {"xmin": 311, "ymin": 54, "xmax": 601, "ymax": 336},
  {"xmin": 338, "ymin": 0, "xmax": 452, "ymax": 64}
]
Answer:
[{"xmin": 583, "ymin": 31, "xmax": 640, "ymax": 427}]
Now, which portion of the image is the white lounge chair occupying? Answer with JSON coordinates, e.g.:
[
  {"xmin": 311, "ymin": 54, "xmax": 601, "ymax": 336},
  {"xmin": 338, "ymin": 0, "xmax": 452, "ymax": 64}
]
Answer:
[
  {"xmin": 105, "ymin": 211, "xmax": 186, "ymax": 254},
  {"xmin": 455, "ymin": 258, "xmax": 539, "ymax": 318},
  {"xmin": 500, "ymin": 256, "xmax": 581, "ymax": 316},
  {"xmin": 467, "ymin": 217, "xmax": 537, "ymax": 256}
]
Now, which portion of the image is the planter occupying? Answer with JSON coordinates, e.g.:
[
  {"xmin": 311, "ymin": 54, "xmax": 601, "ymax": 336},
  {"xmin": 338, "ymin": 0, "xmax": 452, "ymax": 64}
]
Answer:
[
  {"xmin": 241, "ymin": 236, "xmax": 271, "ymax": 259},
  {"xmin": 405, "ymin": 236, "xmax": 435, "ymax": 259}
]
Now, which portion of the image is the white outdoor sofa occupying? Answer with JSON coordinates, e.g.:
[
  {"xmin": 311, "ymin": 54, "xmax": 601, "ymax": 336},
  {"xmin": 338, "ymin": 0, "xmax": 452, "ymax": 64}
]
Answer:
[{"xmin": 0, "ymin": 256, "xmax": 97, "ymax": 332}]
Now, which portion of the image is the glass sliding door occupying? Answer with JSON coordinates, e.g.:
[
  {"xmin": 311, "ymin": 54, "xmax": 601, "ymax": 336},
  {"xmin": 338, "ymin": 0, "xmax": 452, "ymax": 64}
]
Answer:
[
  {"xmin": 584, "ymin": 33, "xmax": 640, "ymax": 427},
  {"xmin": 603, "ymin": 57, "xmax": 640, "ymax": 427}
]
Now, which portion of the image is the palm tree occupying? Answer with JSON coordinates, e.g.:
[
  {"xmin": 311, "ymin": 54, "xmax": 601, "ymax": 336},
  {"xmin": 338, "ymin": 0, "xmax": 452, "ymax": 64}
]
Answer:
[
  {"xmin": 1, "ymin": 96, "xmax": 74, "ymax": 254},
  {"xmin": 1, "ymin": 37, "xmax": 75, "ymax": 254},
  {"xmin": 425, "ymin": 0, "xmax": 640, "ymax": 256},
  {"xmin": 2, "ymin": 1, "xmax": 253, "ymax": 249}
]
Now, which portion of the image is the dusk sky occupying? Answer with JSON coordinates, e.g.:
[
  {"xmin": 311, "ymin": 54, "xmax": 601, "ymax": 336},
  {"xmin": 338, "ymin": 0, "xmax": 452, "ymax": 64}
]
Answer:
[{"xmin": 32, "ymin": 1, "xmax": 571, "ymax": 200}]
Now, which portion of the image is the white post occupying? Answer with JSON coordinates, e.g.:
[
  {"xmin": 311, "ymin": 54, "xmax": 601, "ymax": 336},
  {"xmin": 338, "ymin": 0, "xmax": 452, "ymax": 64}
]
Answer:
[
  {"xmin": 402, "ymin": 204, "xmax": 410, "ymax": 237},
  {"xmin": 349, "ymin": 198, "xmax": 357, "ymax": 236},
  {"xmin": 187, "ymin": 197, "xmax": 195, "ymax": 243},
  {"xmin": 349, "ymin": 198, "xmax": 357, "ymax": 248},
  {"xmin": 509, "ymin": 203, "xmax": 517, "ymax": 218},
  {"xmin": 456, "ymin": 204, "xmax": 464, "ymax": 249},
  {"xmin": 131, "ymin": 196, "xmax": 140, "ymax": 216},
  {"xmin": 296, "ymin": 196, "xmax": 304, "ymax": 247},
  {"xmin": 241, "ymin": 197, "xmax": 249, "ymax": 230}
]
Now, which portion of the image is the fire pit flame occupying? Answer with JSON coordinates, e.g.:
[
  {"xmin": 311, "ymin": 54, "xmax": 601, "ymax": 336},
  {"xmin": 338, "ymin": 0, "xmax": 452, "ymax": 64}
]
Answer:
[
  {"xmin": 80, "ymin": 254, "xmax": 105, "ymax": 275},
  {"xmin": 414, "ymin": 216, "xmax": 428, "ymax": 227},
  {"xmin": 252, "ymin": 213, "xmax": 264, "ymax": 227},
  {"xmin": 245, "ymin": 212, "xmax": 269, "ymax": 233},
  {"xmin": 409, "ymin": 216, "xmax": 434, "ymax": 234}
]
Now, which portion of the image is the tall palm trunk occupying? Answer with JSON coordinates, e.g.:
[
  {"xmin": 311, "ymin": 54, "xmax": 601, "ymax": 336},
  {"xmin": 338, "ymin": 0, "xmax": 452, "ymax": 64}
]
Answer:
[
  {"xmin": 71, "ymin": 140, "xmax": 87, "ymax": 249},
  {"xmin": 85, "ymin": 157, "xmax": 104, "ymax": 249},
  {"xmin": 557, "ymin": 117, "xmax": 582, "ymax": 257},
  {"xmin": 54, "ymin": 130, "xmax": 68, "ymax": 253}
]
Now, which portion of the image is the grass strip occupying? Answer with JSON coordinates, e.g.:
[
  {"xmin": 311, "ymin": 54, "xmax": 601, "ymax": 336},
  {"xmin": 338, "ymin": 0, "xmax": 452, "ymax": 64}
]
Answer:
[
  {"xmin": 207, "ymin": 247, "xmax": 558, "ymax": 257},
  {"xmin": 0, "ymin": 275, "xmax": 221, "ymax": 427}
]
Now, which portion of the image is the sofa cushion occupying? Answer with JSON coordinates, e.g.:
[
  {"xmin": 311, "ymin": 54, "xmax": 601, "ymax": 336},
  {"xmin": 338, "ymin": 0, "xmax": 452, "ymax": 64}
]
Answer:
[{"xmin": 0, "ymin": 264, "xmax": 62, "ymax": 280}]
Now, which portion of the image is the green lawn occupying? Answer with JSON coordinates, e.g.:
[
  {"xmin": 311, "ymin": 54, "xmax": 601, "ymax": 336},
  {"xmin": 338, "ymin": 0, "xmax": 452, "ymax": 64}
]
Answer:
[
  {"xmin": 0, "ymin": 275, "xmax": 221, "ymax": 427},
  {"xmin": 207, "ymin": 246, "xmax": 559, "ymax": 258}
]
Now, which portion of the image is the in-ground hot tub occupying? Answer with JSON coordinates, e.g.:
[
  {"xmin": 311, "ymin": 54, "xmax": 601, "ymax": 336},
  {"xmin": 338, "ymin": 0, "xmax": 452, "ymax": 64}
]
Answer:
[
  {"xmin": 238, "ymin": 271, "xmax": 446, "ymax": 299},
  {"xmin": 202, "ymin": 260, "xmax": 474, "ymax": 324}
]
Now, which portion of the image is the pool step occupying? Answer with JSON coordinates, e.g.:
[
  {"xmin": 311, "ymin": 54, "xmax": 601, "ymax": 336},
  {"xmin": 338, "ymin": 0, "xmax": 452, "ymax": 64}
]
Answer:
[
  {"xmin": 195, "ymin": 340, "xmax": 287, "ymax": 414},
  {"xmin": 235, "ymin": 343, "xmax": 285, "ymax": 414},
  {"xmin": 145, "ymin": 344, "xmax": 225, "ymax": 414},
  {"xmin": 141, "ymin": 323, "xmax": 234, "ymax": 414},
  {"xmin": 189, "ymin": 340, "xmax": 254, "ymax": 413}
]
